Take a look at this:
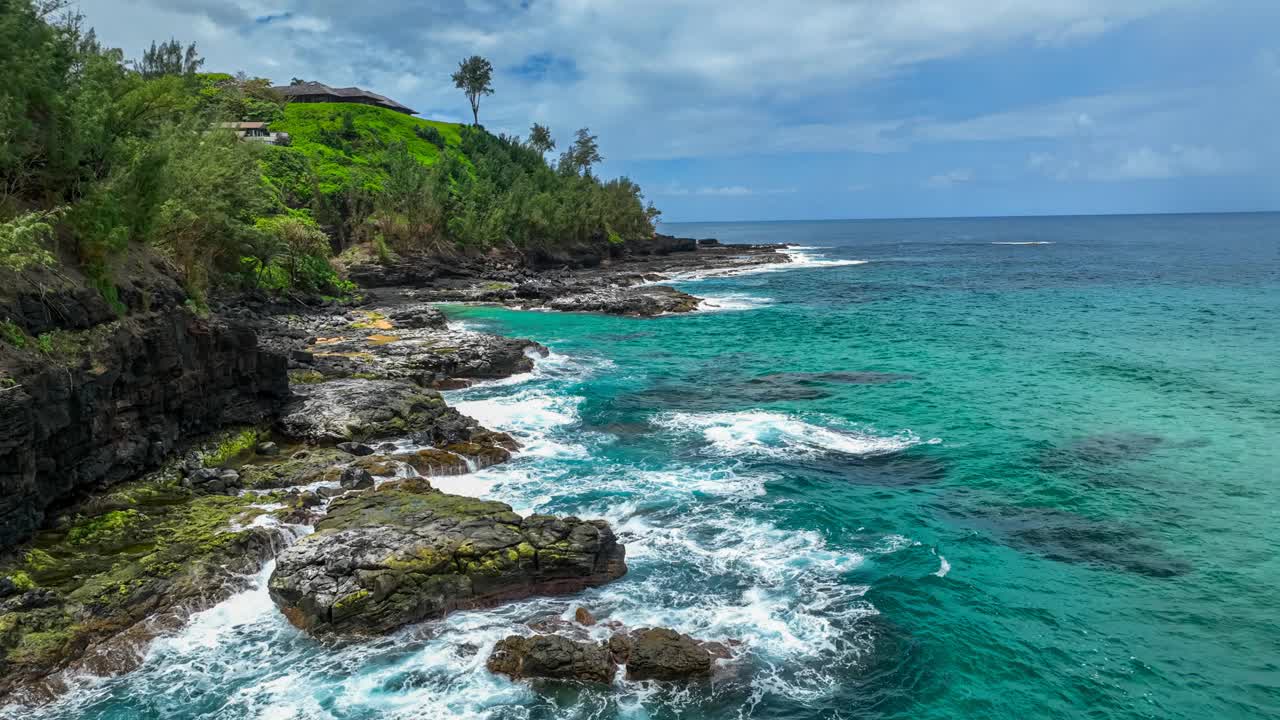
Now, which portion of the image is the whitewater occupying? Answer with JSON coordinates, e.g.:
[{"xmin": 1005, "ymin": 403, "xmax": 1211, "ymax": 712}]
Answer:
[{"xmin": 23, "ymin": 213, "xmax": 1280, "ymax": 720}]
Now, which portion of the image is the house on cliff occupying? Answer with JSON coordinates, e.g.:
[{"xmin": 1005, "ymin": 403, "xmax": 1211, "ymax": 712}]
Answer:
[
  {"xmin": 217, "ymin": 121, "xmax": 290, "ymax": 145},
  {"xmin": 272, "ymin": 81, "xmax": 418, "ymax": 115}
]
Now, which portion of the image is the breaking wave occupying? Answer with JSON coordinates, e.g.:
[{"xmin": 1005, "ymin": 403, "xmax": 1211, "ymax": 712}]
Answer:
[{"xmin": 655, "ymin": 409, "xmax": 939, "ymax": 459}]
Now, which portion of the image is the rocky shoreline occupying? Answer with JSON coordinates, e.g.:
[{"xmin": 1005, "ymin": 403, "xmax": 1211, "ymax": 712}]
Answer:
[{"xmin": 0, "ymin": 236, "xmax": 788, "ymax": 704}]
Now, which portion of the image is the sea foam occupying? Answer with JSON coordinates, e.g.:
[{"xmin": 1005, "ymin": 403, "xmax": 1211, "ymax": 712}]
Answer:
[{"xmin": 655, "ymin": 409, "xmax": 938, "ymax": 459}]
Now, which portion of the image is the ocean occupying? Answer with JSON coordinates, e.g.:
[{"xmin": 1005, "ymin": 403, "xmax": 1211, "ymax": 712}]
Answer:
[{"xmin": 28, "ymin": 213, "xmax": 1280, "ymax": 719}]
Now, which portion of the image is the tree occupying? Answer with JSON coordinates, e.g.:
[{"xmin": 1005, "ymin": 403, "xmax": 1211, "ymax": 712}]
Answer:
[
  {"xmin": 451, "ymin": 55, "xmax": 494, "ymax": 126},
  {"xmin": 136, "ymin": 38, "xmax": 202, "ymax": 79},
  {"xmin": 290, "ymin": 77, "xmax": 306, "ymax": 85},
  {"xmin": 559, "ymin": 128, "xmax": 602, "ymax": 176},
  {"xmin": 528, "ymin": 123, "xmax": 555, "ymax": 154}
]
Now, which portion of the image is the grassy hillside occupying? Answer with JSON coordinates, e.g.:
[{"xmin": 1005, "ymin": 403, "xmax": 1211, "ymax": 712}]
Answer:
[
  {"xmin": 1, "ymin": 0, "xmax": 656, "ymax": 307},
  {"xmin": 271, "ymin": 103, "xmax": 465, "ymax": 195}
]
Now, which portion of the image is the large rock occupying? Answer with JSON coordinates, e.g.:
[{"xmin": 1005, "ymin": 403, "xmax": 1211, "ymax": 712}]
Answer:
[
  {"xmin": 486, "ymin": 626, "xmax": 726, "ymax": 686},
  {"xmin": 0, "ymin": 305, "xmax": 289, "ymax": 548},
  {"xmin": 277, "ymin": 379, "xmax": 473, "ymax": 444},
  {"xmin": 615, "ymin": 627, "xmax": 714, "ymax": 680},
  {"xmin": 487, "ymin": 634, "xmax": 616, "ymax": 684},
  {"xmin": 543, "ymin": 285, "xmax": 700, "ymax": 316},
  {"xmin": 268, "ymin": 479, "xmax": 627, "ymax": 635}
]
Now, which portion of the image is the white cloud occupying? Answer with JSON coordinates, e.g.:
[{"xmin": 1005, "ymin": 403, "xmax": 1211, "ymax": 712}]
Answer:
[
  {"xmin": 1028, "ymin": 144, "xmax": 1247, "ymax": 181},
  {"xmin": 924, "ymin": 169, "xmax": 974, "ymax": 188},
  {"xmin": 72, "ymin": 0, "xmax": 1206, "ymax": 165}
]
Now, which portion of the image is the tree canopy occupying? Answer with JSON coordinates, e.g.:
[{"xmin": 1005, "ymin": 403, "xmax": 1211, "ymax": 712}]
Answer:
[
  {"xmin": 451, "ymin": 55, "xmax": 494, "ymax": 126},
  {"xmin": 528, "ymin": 123, "xmax": 555, "ymax": 154},
  {"xmin": 559, "ymin": 128, "xmax": 603, "ymax": 176},
  {"xmin": 0, "ymin": 0, "xmax": 659, "ymax": 311},
  {"xmin": 136, "ymin": 38, "xmax": 202, "ymax": 79}
]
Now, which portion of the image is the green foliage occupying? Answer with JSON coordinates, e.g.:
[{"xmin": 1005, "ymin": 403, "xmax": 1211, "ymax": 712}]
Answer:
[
  {"xmin": 414, "ymin": 125, "xmax": 445, "ymax": 148},
  {"xmin": 451, "ymin": 55, "xmax": 495, "ymax": 126},
  {"xmin": 558, "ymin": 127, "xmax": 602, "ymax": 176},
  {"xmin": 146, "ymin": 124, "xmax": 276, "ymax": 295},
  {"xmin": 0, "ymin": 319, "xmax": 26, "ymax": 348},
  {"xmin": 135, "ymin": 38, "xmax": 202, "ymax": 79},
  {"xmin": 528, "ymin": 123, "xmax": 555, "ymax": 154},
  {"xmin": 249, "ymin": 213, "xmax": 337, "ymax": 292},
  {"xmin": 0, "ymin": 208, "xmax": 61, "ymax": 271},
  {"xmin": 195, "ymin": 72, "xmax": 285, "ymax": 123},
  {"xmin": 0, "ymin": 0, "xmax": 661, "ymax": 306}
]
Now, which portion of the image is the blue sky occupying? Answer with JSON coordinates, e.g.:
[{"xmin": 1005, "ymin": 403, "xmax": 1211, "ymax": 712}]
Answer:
[{"xmin": 79, "ymin": 1, "xmax": 1279, "ymax": 221}]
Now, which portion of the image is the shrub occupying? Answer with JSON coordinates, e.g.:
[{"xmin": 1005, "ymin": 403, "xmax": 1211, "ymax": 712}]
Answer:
[
  {"xmin": 0, "ymin": 208, "xmax": 61, "ymax": 272},
  {"xmin": 1, "ymin": 319, "xmax": 28, "ymax": 348},
  {"xmin": 414, "ymin": 125, "xmax": 445, "ymax": 148}
]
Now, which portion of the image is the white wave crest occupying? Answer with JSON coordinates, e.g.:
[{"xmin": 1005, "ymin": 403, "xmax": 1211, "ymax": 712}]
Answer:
[
  {"xmin": 991, "ymin": 241, "xmax": 1054, "ymax": 245},
  {"xmin": 698, "ymin": 293, "xmax": 775, "ymax": 312},
  {"xmin": 656, "ymin": 410, "xmax": 937, "ymax": 458},
  {"xmin": 665, "ymin": 246, "xmax": 868, "ymax": 281}
]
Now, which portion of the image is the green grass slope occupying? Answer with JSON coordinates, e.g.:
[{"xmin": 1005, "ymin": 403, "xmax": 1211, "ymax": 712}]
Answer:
[{"xmin": 270, "ymin": 103, "xmax": 465, "ymax": 194}]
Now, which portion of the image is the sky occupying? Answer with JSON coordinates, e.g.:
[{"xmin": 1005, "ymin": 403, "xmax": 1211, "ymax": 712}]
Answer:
[{"xmin": 75, "ymin": 0, "xmax": 1280, "ymax": 221}]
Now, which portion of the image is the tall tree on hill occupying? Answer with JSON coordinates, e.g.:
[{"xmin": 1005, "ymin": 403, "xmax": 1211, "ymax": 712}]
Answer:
[
  {"xmin": 136, "ymin": 38, "xmax": 202, "ymax": 79},
  {"xmin": 451, "ymin": 55, "xmax": 494, "ymax": 126},
  {"xmin": 559, "ymin": 128, "xmax": 602, "ymax": 176},
  {"xmin": 528, "ymin": 123, "xmax": 555, "ymax": 154}
]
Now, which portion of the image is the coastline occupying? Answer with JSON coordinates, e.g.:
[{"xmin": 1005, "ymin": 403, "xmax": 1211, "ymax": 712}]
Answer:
[{"xmin": 0, "ymin": 238, "xmax": 792, "ymax": 705}]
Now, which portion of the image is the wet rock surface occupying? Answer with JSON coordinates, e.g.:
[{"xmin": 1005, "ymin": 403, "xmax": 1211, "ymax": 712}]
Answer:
[
  {"xmin": 0, "ymin": 443, "xmax": 295, "ymax": 701},
  {"xmin": 342, "ymin": 239, "xmax": 789, "ymax": 317},
  {"xmin": 487, "ymin": 634, "xmax": 617, "ymax": 684},
  {"xmin": 486, "ymin": 626, "xmax": 724, "ymax": 685},
  {"xmin": 268, "ymin": 478, "xmax": 627, "ymax": 636},
  {"xmin": 217, "ymin": 296, "xmax": 546, "ymax": 388}
]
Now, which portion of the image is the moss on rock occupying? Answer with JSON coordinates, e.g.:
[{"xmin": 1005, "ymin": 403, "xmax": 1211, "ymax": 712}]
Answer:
[{"xmin": 0, "ymin": 459, "xmax": 285, "ymax": 698}]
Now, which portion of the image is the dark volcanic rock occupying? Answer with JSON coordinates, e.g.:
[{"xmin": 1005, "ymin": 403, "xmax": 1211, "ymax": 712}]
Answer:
[
  {"xmin": 0, "ymin": 309, "xmax": 289, "ymax": 548},
  {"xmin": 544, "ymin": 285, "xmax": 701, "ymax": 316},
  {"xmin": 487, "ymin": 625, "xmax": 726, "ymax": 687},
  {"xmin": 626, "ymin": 234, "xmax": 697, "ymax": 256},
  {"xmin": 616, "ymin": 627, "xmax": 714, "ymax": 680},
  {"xmin": 339, "ymin": 466, "xmax": 374, "ymax": 491},
  {"xmin": 268, "ymin": 479, "xmax": 627, "ymax": 635},
  {"xmin": 0, "ymin": 465, "xmax": 292, "ymax": 701},
  {"xmin": 278, "ymin": 379, "xmax": 466, "ymax": 444},
  {"xmin": 487, "ymin": 634, "xmax": 616, "ymax": 684},
  {"xmin": 337, "ymin": 442, "xmax": 375, "ymax": 457}
]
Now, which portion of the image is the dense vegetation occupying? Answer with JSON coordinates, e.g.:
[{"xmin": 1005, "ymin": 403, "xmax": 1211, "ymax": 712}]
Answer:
[{"xmin": 0, "ymin": 0, "xmax": 658, "ymax": 307}]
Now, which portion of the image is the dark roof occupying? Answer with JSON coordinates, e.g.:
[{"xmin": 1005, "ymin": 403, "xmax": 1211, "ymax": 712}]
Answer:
[{"xmin": 272, "ymin": 81, "xmax": 418, "ymax": 115}]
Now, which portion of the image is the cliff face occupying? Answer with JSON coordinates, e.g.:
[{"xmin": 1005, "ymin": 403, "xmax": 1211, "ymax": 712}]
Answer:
[{"xmin": 0, "ymin": 264, "xmax": 290, "ymax": 549}]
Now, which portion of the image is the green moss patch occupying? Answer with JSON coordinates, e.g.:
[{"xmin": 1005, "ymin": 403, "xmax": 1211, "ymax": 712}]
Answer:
[{"xmin": 0, "ymin": 461, "xmax": 283, "ymax": 686}]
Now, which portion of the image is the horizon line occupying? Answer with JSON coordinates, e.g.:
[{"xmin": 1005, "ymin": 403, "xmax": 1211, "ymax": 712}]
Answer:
[{"xmin": 658, "ymin": 209, "xmax": 1280, "ymax": 225}]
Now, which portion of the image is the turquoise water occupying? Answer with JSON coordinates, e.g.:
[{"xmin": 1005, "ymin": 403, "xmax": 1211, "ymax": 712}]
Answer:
[{"xmin": 26, "ymin": 213, "xmax": 1280, "ymax": 719}]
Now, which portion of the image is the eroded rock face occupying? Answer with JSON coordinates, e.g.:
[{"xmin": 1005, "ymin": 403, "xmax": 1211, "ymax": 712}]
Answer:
[
  {"xmin": 0, "ymin": 465, "xmax": 293, "ymax": 701},
  {"xmin": 618, "ymin": 628, "xmax": 714, "ymax": 681},
  {"xmin": 486, "ymin": 626, "xmax": 722, "ymax": 685},
  {"xmin": 268, "ymin": 479, "xmax": 627, "ymax": 635},
  {"xmin": 487, "ymin": 634, "xmax": 616, "ymax": 684},
  {"xmin": 278, "ymin": 379, "xmax": 469, "ymax": 444},
  {"xmin": 0, "ymin": 310, "xmax": 289, "ymax": 548},
  {"xmin": 543, "ymin": 285, "xmax": 701, "ymax": 316}
]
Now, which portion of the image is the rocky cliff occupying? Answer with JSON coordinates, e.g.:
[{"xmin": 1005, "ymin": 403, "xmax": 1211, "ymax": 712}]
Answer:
[{"xmin": 0, "ymin": 260, "xmax": 290, "ymax": 549}]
